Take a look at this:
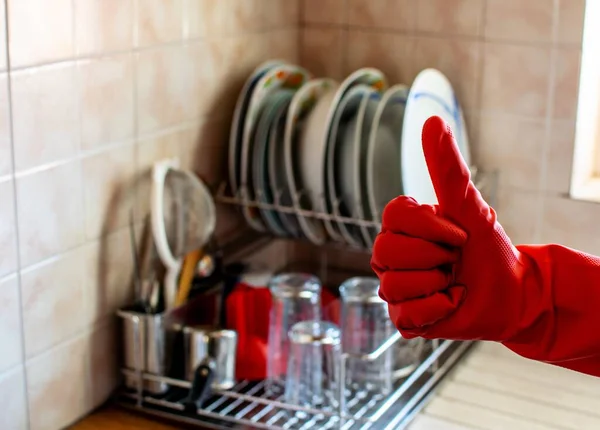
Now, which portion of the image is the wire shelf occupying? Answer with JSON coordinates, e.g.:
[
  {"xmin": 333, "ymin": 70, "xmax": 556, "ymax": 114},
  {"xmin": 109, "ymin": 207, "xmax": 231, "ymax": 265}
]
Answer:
[
  {"xmin": 115, "ymin": 338, "xmax": 473, "ymax": 430},
  {"xmin": 213, "ymin": 166, "xmax": 498, "ymax": 251}
]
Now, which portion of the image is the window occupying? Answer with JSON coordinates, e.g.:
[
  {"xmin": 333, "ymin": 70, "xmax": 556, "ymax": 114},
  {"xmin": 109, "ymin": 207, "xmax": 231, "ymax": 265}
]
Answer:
[{"xmin": 571, "ymin": 0, "xmax": 600, "ymax": 201}]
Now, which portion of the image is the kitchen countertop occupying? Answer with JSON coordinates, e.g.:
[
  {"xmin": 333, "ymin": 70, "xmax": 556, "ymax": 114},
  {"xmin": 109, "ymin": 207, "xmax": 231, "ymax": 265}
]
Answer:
[{"xmin": 70, "ymin": 407, "xmax": 183, "ymax": 430}]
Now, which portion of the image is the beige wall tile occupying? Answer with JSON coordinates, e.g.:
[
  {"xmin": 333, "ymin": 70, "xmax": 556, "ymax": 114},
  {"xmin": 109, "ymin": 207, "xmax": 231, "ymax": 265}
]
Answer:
[
  {"xmin": 478, "ymin": 114, "xmax": 547, "ymax": 191},
  {"xmin": 184, "ymin": 0, "xmax": 225, "ymax": 38},
  {"xmin": 0, "ymin": 275, "xmax": 23, "ymax": 374},
  {"xmin": 0, "ymin": 366, "xmax": 28, "ymax": 430},
  {"xmin": 78, "ymin": 55, "xmax": 135, "ymax": 150},
  {"xmin": 417, "ymin": 0, "xmax": 484, "ymax": 36},
  {"xmin": 552, "ymin": 48, "xmax": 582, "ymax": 119},
  {"xmin": 16, "ymin": 161, "xmax": 85, "ymax": 267},
  {"xmin": 348, "ymin": 0, "xmax": 417, "ymax": 31},
  {"xmin": 302, "ymin": 0, "xmax": 346, "ymax": 25},
  {"xmin": 300, "ymin": 27, "xmax": 344, "ymax": 80},
  {"xmin": 268, "ymin": 29, "xmax": 300, "ymax": 65},
  {"xmin": 265, "ymin": 0, "xmax": 299, "ymax": 29},
  {"xmin": 75, "ymin": 0, "xmax": 134, "ymax": 55},
  {"xmin": 84, "ymin": 321, "xmax": 118, "ymax": 410},
  {"xmin": 481, "ymin": 43, "xmax": 552, "ymax": 117},
  {"xmin": 484, "ymin": 0, "xmax": 554, "ymax": 44},
  {"xmin": 11, "ymin": 63, "xmax": 79, "ymax": 172},
  {"xmin": 222, "ymin": 0, "xmax": 266, "ymax": 34},
  {"xmin": 544, "ymin": 118, "xmax": 576, "ymax": 194},
  {"xmin": 83, "ymin": 228, "xmax": 134, "ymax": 323},
  {"xmin": 136, "ymin": 44, "xmax": 221, "ymax": 133},
  {"xmin": 495, "ymin": 187, "xmax": 541, "ymax": 245},
  {"xmin": 136, "ymin": 46, "xmax": 189, "ymax": 133},
  {"xmin": 135, "ymin": 0, "xmax": 183, "ymax": 47},
  {"xmin": 345, "ymin": 31, "xmax": 418, "ymax": 85},
  {"xmin": 8, "ymin": 0, "xmax": 74, "ymax": 68},
  {"xmin": 414, "ymin": 37, "xmax": 482, "ymax": 112},
  {"xmin": 542, "ymin": 196, "xmax": 600, "ymax": 255},
  {"xmin": 0, "ymin": 180, "xmax": 17, "ymax": 278},
  {"xmin": 180, "ymin": 118, "xmax": 228, "ymax": 184},
  {"xmin": 0, "ymin": 74, "xmax": 11, "ymax": 177},
  {"xmin": 27, "ymin": 337, "xmax": 88, "ymax": 430},
  {"xmin": 82, "ymin": 145, "xmax": 137, "ymax": 240},
  {"xmin": 21, "ymin": 250, "xmax": 87, "ymax": 359},
  {"xmin": 557, "ymin": 0, "xmax": 586, "ymax": 45}
]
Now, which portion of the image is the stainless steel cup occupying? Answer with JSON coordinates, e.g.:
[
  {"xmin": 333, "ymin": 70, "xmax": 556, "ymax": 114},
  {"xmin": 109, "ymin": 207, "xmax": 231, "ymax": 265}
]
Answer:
[
  {"xmin": 118, "ymin": 309, "xmax": 172, "ymax": 394},
  {"xmin": 184, "ymin": 326, "xmax": 238, "ymax": 390}
]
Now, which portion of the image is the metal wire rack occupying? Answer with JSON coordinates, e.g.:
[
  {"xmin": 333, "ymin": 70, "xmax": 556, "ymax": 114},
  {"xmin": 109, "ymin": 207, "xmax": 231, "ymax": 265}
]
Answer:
[
  {"xmin": 212, "ymin": 166, "xmax": 497, "ymax": 248},
  {"xmin": 116, "ymin": 334, "xmax": 473, "ymax": 430},
  {"xmin": 112, "ymin": 168, "xmax": 495, "ymax": 428}
]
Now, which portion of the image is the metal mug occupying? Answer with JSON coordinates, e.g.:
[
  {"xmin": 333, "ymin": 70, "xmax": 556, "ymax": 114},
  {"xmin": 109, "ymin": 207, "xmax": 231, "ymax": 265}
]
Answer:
[
  {"xmin": 118, "ymin": 308, "xmax": 175, "ymax": 395},
  {"xmin": 184, "ymin": 326, "xmax": 238, "ymax": 391}
]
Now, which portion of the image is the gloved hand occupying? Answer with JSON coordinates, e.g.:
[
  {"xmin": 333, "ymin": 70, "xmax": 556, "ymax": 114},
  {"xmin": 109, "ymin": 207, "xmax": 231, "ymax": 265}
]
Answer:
[{"xmin": 372, "ymin": 116, "xmax": 600, "ymax": 373}]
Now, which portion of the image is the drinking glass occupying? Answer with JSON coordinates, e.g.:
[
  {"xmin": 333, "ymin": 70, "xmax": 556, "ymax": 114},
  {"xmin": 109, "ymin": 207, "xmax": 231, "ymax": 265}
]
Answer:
[
  {"xmin": 267, "ymin": 273, "xmax": 321, "ymax": 395},
  {"xmin": 284, "ymin": 320, "xmax": 342, "ymax": 413},
  {"xmin": 339, "ymin": 277, "xmax": 394, "ymax": 397}
]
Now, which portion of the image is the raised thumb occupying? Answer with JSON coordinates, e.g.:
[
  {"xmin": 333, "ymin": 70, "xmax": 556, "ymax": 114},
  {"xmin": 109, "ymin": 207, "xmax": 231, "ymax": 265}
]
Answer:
[{"xmin": 422, "ymin": 116, "xmax": 488, "ymax": 221}]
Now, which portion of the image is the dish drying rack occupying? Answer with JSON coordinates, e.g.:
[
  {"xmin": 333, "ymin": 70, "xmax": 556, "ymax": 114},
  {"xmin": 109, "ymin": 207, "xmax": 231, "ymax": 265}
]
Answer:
[
  {"xmin": 214, "ymin": 166, "xmax": 495, "ymax": 250},
  {"xmin": 116, "ymin": 335, "xmax": 473, "ymax": 430},
  {"xmin": 113, "ymin": 168, "xmax": 497, "ymax": 429}
]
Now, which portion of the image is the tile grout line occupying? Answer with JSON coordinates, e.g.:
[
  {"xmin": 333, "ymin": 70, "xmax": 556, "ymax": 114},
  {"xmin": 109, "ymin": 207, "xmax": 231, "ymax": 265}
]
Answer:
[{"xmin": 4, "ymin": 0, "xmax": 31, "ymax": 426}]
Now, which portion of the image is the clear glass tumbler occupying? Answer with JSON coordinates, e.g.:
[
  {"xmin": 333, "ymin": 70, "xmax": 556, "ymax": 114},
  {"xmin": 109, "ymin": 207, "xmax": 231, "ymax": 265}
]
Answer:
[
  {"xmin": 339, "ymin": 277, "xmax": 394, "ymax": 397},
  {"xmin": 284, "ymin": 320, "xmax": 342, "ymax": 413},
  {"xmin": 267, "ymin": 273, "xmax": 321, "ymax": 395}
]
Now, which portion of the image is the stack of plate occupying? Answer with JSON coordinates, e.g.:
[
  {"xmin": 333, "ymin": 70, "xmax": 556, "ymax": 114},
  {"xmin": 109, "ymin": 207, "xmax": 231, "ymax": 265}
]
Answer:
[{"xmin": 228, "ymin": 61, "xmax": 471, "ymax": 249}]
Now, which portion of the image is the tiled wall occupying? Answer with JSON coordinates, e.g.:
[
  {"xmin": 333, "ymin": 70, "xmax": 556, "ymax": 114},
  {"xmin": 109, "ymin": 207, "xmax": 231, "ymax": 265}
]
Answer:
[
  {"xmin": 299, "ymin": 0, "xmax": 597, "ymax": 252},
  {"xmin": 0, "ymin": 1, "xmax": 298, "ymax": 429}
]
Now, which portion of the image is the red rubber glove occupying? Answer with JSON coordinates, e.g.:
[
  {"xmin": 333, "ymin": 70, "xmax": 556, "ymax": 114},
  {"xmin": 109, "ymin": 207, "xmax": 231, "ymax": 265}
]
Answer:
[{"xmin": 372, "ymin": 115, "xmax": 600, "ymax": 376}]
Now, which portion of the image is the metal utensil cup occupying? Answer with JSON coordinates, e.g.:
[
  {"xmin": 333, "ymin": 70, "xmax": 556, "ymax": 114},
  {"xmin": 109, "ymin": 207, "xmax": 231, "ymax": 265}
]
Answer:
[
  {"xmin": 184, "ymin": 326, "xmax": 238, "ymax": 390},
  {"xmin": 117, "ymin": 307, "xmax": 175, "ymax": 395}
]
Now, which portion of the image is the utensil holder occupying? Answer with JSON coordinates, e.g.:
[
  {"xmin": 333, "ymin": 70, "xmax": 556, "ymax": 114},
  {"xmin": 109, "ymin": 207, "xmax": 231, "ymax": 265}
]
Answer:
[{"xmin": 117, "ymin": 294, "xmax": 215, "ymax": 395}]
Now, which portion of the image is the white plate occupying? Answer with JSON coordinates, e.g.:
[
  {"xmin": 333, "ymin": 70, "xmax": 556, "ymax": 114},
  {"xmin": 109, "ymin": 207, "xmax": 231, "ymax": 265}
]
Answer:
[
  {"xmin": 240, "ymin": 64, "xmax": 311, "ymax": 231},
  {"xmin": 353, "ymin": 91, "xmax": 381, "ymax": 248},
  {"xmin": 401, "ymin": 69, "xmax": 471, "ymax": 205},
  {"xmin": 285, "ymin": 80, "xmax": 338, "ymax": 245},
  {"xmin": 331, "ymin": 85, "xmax": 376, "ymax": 247},
  {"xmin": 366, "ymin": 84, "xmax": 408, "ymax": 225},
  {"xmin": 229, "ymin": 60, "xmax": 285, "ymax": 196},
  {"xmin": 252, "ymin": 90, "xmax": 295, "ymax": 236},
  {"xmin": 322, "ymin": 68, "xmax": 388, "ymax": 242}
]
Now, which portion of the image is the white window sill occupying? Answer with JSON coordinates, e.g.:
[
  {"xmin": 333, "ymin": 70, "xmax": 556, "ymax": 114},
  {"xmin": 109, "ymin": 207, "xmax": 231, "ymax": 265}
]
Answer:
[{"xmin": 570, "ymin": 177, "xmax": 600, "ymax": 204}]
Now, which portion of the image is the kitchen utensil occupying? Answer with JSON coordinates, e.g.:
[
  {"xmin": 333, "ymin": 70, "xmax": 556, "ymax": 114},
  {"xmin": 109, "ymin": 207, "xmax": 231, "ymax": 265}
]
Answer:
[
  {"xmin": 267, "ymin": 273, "xmax": 322, "ymax": 395},
  {"xmin": 252, "ymin": 90, "xmax": 295, "ymax": 236},
  {"xmin": 366, "ymin": 85, "xmax": 408, "ymax": 224},
  {"xmin": 151, "ymin": 158, "xmax": 216, "ymax": 310},
  {"xmin": 128, "ymin": 209, "xmax": 146, "ymax": 311},
  {"xmin": 284, "ymin": 320, "xmax": 342, "ymax": 413},
  {"xmin": 229, "ymin": 60, "xmax": 286, "ymax": 196},
  {"xmin": 240, "ymin": 64, "xmax": 311, "ymax": 232},
  {"xmin": 183, "ymin": 326, "xmax": 238, "ymax": 390},
  {"xmin": 402, "ymin": 68, "xmax": 470, "ymax": 204},
  {"xmin": 175, "ymin": 248, "xmax": 204, "ymax": 307},
  {"xmin": 285, "ymin": 78, "xmax": 337, "ymax": 243},
  {"xmin": 339, "ymin": 277, "xmax": 394, "ymax": 397}
]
